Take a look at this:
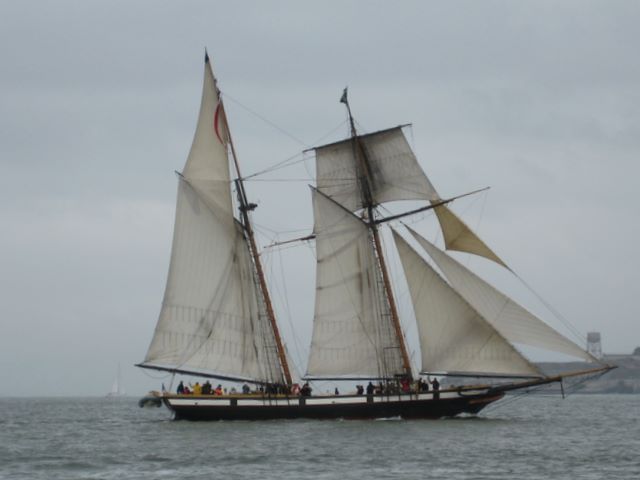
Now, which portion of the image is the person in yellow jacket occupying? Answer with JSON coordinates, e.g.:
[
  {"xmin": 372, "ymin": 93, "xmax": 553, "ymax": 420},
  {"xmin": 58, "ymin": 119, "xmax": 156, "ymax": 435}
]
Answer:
[{"xmin": 191, "ymin": 382, "xmax": 202, "ymax": 395}]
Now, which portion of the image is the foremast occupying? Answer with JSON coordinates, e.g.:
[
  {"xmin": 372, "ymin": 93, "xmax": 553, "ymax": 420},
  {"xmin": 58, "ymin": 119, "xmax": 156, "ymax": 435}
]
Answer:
[
  {"xmin": 214, "ymin": 58, "xmax": 292, "ymax": 387},
  {"xmin": 341, "ymin": 92, "xmax": 413, "ymax": 380}
]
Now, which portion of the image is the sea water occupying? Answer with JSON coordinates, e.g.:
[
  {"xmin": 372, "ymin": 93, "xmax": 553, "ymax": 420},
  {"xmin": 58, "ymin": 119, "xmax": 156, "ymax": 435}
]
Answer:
[{"xmin": 0, "ymin": 395, "xmax": 638, "ymax": 479}]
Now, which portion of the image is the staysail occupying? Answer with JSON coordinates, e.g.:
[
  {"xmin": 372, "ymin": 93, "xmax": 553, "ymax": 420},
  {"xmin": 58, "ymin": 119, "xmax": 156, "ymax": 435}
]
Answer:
[
  {"xmin": 406, "ymin": 227, "xmax": 595, "ymax": 362},
  {"xmin": 305, "ymin": 188, "xmax": 405, "ymax": 379},
  {"xmin": 393, "ymin": 229, "xmax": 541, "ymax": 377},
  {"xmin": 140, "ymin": 55, "xmax": 286, "ymax": 384}
]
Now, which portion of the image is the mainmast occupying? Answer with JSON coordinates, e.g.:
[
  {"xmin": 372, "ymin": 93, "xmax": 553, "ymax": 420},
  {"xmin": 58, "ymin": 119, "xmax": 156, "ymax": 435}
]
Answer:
[
  {"xmin": 213, "ymin": 57, "xmax": 292, "ymax": 386},
  {"xmin": 341, "ymin": 89, "xmax": 413, "ymax": 379}
]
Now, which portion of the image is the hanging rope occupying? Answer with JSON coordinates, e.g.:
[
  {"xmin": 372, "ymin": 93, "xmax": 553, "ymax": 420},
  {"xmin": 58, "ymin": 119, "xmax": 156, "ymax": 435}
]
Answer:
[
  {"xmin": 243, "ymin": 154, "xmax": 308, "ymax": 181},
  {"xmin": 222, "ymin": 93, "xmax": 309, "ymax": 147},
  {"xmin": 513, "ymin": 273, "xmax": 589, "ymax": 348}
]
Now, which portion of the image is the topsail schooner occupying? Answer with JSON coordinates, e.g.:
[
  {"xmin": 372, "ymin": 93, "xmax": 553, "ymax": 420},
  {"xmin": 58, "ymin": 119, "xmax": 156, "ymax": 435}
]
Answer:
[{"xmin": 136, "ymin": 54, "xmax": 613, "ymax": 420}]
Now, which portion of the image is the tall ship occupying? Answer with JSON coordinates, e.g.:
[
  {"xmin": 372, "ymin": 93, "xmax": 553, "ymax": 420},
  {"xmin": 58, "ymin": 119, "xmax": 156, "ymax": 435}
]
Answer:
[{"xmin": 136, "ymin": 54, "xmax": 613, "ymax": 420}]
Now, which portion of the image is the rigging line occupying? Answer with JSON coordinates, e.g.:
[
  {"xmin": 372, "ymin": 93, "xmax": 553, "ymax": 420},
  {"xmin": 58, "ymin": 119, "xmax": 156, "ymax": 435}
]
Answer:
[
  {"xmin": 253, "ymin": 221, "xmax": 312, "ymax": 237},
  {"xmin": 512, "ymin": 273, "xmax": 588, "ymax": 349},
  {"xmin": 563, "ymin": 369, "xmax": 610, "ymax": 395},
  {"xmin": 313, "ymin": 118, "xmax": 349, "ymax": 145},
  {"xmin": 140, "ymin": 368, "xmax": 173, "ymax": 381},
  {"xmin": 446, "ymin": 190, "xmax": 489, "ymax": 270},
  {"xmin": 484, "ymin": 369, "xmax": 604, "ymax": 415},
  {"xmin": 266, "ymin": 241, "xmax": 312, "ymax": 254},
  {"xmin": 476, "ymin": 187, "xmax": 490, "ymax": 233},
  {"xmin": 241, "ymin": 119, "xmax": 348, "ymax": 180},
  {"xmin": 377, "ymin": 228, "xmax": 414, "ymax": 363},
  {"xmin": 245, "ymin": 178, "xmax": 315, "ymax": 182},
  {"xmin": 222, "ymin": 92, "xmax": 309, "ymax": 147},
  {"xmin": 243, "ymin": 153, "xmax": 307, "ymax": 180},
  {"xmin": 302, "ymin": 151, "xmax": 314, "ymax": 180},
  {"xmin": 255, "ymin": 253, "xmax": 275, "ymax": 383},
  {"xmin": 276, "ymin": 242, "xmax": 306, "ymax": 377},
  {"xmin": 482, "ymin": 384, "xmax": 544, "ymax": 414},
  {"xmin": 251, "ymin": 222, "xmax": 278, "ymax": 242},
  {"xmin": 487, "ymin": 367, "xmax": 609, "ymax": 413},
  {"xmin": 484, "ymin": 378, "xmax": 568, "ymax": 413}
]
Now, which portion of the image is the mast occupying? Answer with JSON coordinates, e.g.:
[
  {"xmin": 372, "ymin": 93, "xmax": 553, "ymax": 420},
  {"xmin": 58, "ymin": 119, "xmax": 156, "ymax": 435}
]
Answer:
[
  {"xmin": 341, "ymin": 90, "xmax": 413, "ymax": 379},
  {"xmin": 216, "ymin": 76, "xmax": 292, "ymax": 386}
]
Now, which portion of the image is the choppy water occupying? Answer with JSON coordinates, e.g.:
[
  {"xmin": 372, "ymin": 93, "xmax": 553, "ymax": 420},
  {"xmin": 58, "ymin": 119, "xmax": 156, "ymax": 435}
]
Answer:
[{"xmin": 0, "ymin": 395, "xmax": 638, "ymax": 479}]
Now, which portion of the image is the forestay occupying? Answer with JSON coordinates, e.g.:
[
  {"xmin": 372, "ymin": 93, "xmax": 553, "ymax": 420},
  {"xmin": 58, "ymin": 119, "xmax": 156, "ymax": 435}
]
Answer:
[
  {"xmin": 314, "ymin": 126, "xmax": 439, "ymax": 212},
  {"xmin": 393, "ymin": 230, "xmax": 541, "ymax": 377},
  {"xmin": 407, "ymin": 227, "xmax": 595, "ymax": 362},
  {"xmin": 306, "ymin": 188, "xmax": 405, "ymax": 379}
]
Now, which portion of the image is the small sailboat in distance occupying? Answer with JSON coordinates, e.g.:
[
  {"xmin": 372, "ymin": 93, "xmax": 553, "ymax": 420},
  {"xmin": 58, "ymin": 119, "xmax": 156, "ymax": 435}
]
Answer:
[
  {"xmin": 136, "ymin": 53, "xmax": 614, "ymax": 420},
  {"xmin": 106, "ymin": 364, "xmax": 126, "ymax": 397}
]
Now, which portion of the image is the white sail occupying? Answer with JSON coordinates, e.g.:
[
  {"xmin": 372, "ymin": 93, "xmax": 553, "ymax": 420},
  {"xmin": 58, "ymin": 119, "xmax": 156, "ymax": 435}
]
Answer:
[
  {"xmin": 306, "ymin": 188, "xmax": 404, "ymax": 378},
  {"xmin": 141, "ymin": 57, "xmax": 284, "ymax": 384},
  {"xmin": 143, "ymin": 179, "xmax": 274, "ymax": 381},
  {"xmin": 433, "ymin": 204, "xmax": 508, "ymax": 269},
  {"xmin": 407, "ymin": 227, "xmax": 595, "ymax": 362},
  {"xmin": 393, "ymin": 230, "xmax": 541, "ymax": 377},
  {"xmin": 315, "ymin": 126, "xmax": 439, "ymax": 212},
  {"xmin": 181, "ymin": 55, "xmax": 233, "ymax": 218}
]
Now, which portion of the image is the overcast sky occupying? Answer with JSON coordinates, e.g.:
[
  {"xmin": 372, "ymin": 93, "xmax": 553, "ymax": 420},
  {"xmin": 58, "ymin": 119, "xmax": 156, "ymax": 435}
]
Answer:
[{"xmin": 1, "ymin": 0, "xmax": 639, "ymax": 396}]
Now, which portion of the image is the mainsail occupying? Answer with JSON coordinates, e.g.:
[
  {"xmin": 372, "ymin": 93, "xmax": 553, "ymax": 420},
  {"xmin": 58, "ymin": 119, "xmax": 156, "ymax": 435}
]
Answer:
[
  {"xmin": 393, "ymin": 229, "xmax": 541, "ymax": 377},
  {"xmin": 306, "ymin": 188, "xmax": 405, "ymax": 379},
  {"xmin": 406, "ymin": 226, "xmax": 596, "ymax": 363},
  {"xmin": 139, "ymin": 55, "xmax": 287, "ymax": 385}
]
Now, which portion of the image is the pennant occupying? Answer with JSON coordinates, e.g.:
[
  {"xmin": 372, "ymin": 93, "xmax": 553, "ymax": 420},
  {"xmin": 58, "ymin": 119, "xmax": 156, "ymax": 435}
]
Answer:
[{"xmin": 340, "ymin": 87, "xmax": 348, "ymax": 104}]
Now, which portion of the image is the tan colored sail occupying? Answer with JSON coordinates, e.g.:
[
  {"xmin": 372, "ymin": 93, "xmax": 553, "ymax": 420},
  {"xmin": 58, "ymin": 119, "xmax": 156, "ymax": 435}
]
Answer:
[{"xmin": 433, "ymin": 204, "xmax": 509, "ymax": 269}]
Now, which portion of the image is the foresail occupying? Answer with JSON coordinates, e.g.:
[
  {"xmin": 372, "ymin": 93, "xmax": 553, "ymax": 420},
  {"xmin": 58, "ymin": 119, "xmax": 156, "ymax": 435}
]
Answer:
[
  {"xmin": 306, "ymin": 188, "xmax": 405, "ymax": 378},
  {"xmin": 433, "ymin": 204, "xmax": 509, "ymax": 269},
  {"xmin": 315, "ymin": 126, "xmax": 439, "ymax": 211},
  {"xmin": 141, "ymin": 57, "xmax": 285, "ymax": 384},
  {"xmin": 393, "ymin": 230, "xmax": 541, "ymax": 377},
  {"xmin": 407, "ymin": 227, "xmax": 595, "ymax": 362},
  {"xmin": 142, "ymin": 179, "xmax": 282, "ymax": 383}
]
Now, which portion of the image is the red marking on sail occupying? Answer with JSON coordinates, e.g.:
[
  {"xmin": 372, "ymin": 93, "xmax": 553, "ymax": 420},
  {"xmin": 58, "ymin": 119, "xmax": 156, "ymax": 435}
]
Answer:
[{"xmin": 213, "ymin": 102, "xmax": 225, "ymax": 144}]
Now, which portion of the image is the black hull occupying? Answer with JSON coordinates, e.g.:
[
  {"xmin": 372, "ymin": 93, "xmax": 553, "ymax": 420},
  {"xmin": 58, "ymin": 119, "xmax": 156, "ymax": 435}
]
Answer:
[{"xmin": 162, "ymin": 391, "xmax": 504, "ymax": 421}]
